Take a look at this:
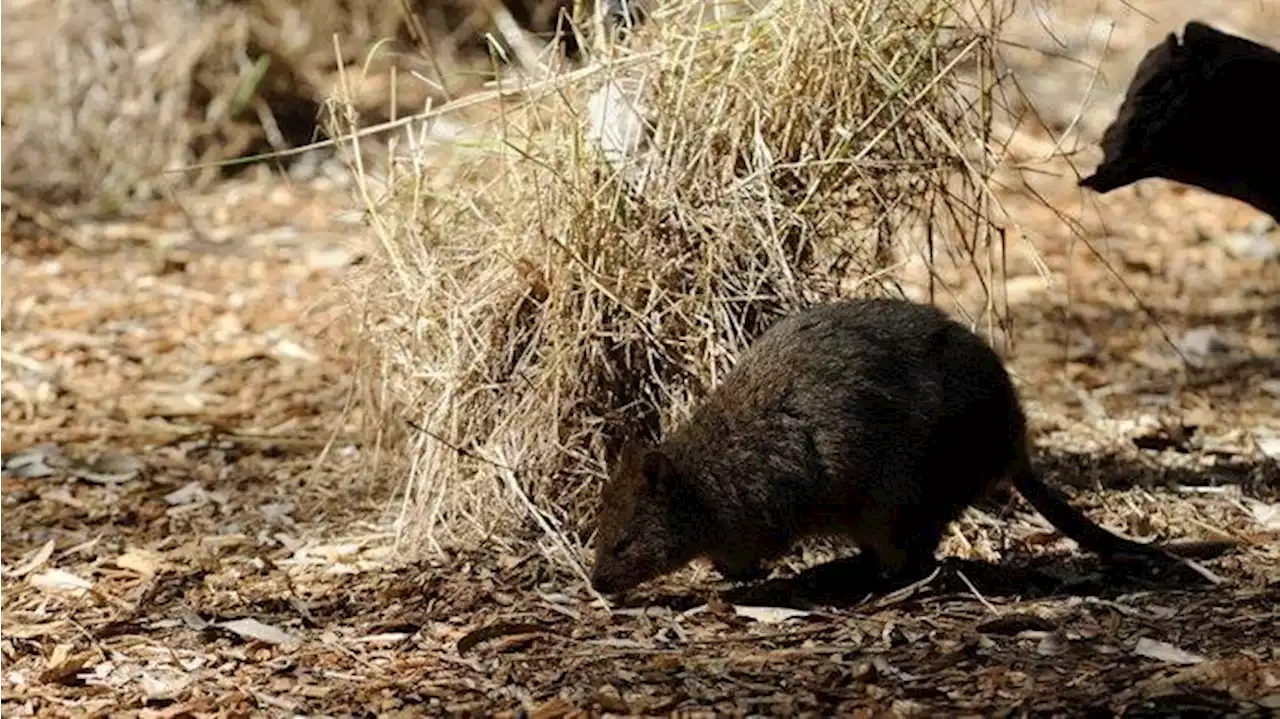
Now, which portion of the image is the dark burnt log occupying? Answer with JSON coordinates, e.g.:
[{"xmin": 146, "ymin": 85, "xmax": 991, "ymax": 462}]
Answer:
[{"xmin": 1080, "ymin": 21, "xmax": 1280, "ymax": 219}]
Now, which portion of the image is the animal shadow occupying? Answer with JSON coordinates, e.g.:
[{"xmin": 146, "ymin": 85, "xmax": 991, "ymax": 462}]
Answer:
[{"xmin": 718, "ymin": 551, "xmax": 1221, "ymax": 610}]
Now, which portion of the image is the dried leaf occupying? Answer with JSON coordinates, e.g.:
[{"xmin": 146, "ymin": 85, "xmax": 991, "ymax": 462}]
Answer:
[
  {"xmin": 352, "ymin": 632, "xmax": 411, "ymax": 644},
  {"xmin": 139, "ymin": 671, "xmax": 191, "ymax": 701},
  {"xmin": 1035, "ymin": 631, "xmax": 1067, "ymax": 657},
  {"xmin": 1175, "ymin": 326, "xmax": 1232, "ymax": 364},
  {"xmin": 976, "ymin": 613, "xmax": 1057, "ymax": 635},
  {"xmin": 732, "ymin": 605, "xmax": 813, "ymax": 624},
  {"xmin": 139, "ymin": 699, "xmax": 215, "ymax": 719},
  {"xmin": 1256, "ymin": 433, "xmax": 1280, "ymax": 462},
  {"xmin": 115, "ymin": 549, "xmax": 164, "ymax": 577},
  {"xmin": 29, "ymin": 569, "xmax": 93, "ymax": 595},
  {"xmin": 585, "ymin": 638, "xmax": 645, "ymax": 649},
  {"xmin": 871, "ymin": 656, "xmax": 920, "ymax": 682},
  {"xmin": 5, "ymin": 539, "xmax": 55, "ymax": 578},
  {"xmin": 164, "ymin": 481, "xmax": 208, "ymax": 506},
  {"xmin": 1133, "ymin": 637, "xmax": 1206, "ymax": 665},
  {"xmin": 1244, "ymin": 498, "xmax": 1280, "ymax": 531},
  {"xmin": 890, "ymin": 699, "xmax": 929, "ymax": 717},
  {"xmin": 73, "ymin": 451, "xmax": 144, "ymax": 484},
  {"xmin": 457, "ymin": 621, "xmax": 549, "ymax": 656},
  {"xmin": 218, "ymin": 618, "xmax": 296, "ymax": 646},
  {"xmin": 593, "ymin": 684, "xmax": 628, "ymax": 713},
  {"xmin": 259, "ymin": 502, "xmax": 295, "ymax": 524},
  {"xmin": 5, "ymin": 621, "xmax": 68, "ymax": 639},
  {"xmin": 295, "ymin": 542, "xmax": 363, "ymax": 563},
  {"xmin": 39, "ymin": 645, "xmax": 91, "ymax": 686},
  {"xmin": 1, "ymin": 443, "xmax": 65, "ymax": 478},
  {"xmin": 44, "ymin": 643, "xmax": 70, "ymax": 670},
  {"xmin": 304, "ymin": 246, "xmax": 363, "ymax": 270},
  {"xmin": 135, "ymin": 390, "xmax": 226, "ymax": 417},
  {"xmin": 1129, "ymin": 348, "xmax": 1182, "ymax": 373},
  {"xmin": 180, "ymin": 611, "xmax": 210, "ymax": 630},
  {"xmin": 271, "ymin": 338, "xmax": 318, "ymax": 363},
  {"xmin": 526, "ymin": 697, "xmax": 579, "ymax": 719}
]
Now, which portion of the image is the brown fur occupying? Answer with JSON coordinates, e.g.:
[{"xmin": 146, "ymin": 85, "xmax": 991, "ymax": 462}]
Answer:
[{"xmin": 590, "ymin": 298, "xmax": 1234, "ymax": 594}]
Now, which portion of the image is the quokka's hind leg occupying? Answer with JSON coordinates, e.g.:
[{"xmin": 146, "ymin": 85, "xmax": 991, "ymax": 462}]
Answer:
[
  {"xmin": 884, "ymin": 509, "xmax": 953, "ymax": 581},
  {"xmin": 848, "ymin": 499, "xmax": 952, "ymax": 584}
]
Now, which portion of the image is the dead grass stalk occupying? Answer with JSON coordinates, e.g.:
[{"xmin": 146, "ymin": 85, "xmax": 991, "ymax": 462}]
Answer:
[
  {"xmin": 336, "ymin": 0, "xmax": 1021, "ymax": 572},
  {"xmin": 0, "ymin": 0, "xmax": 581, "ymax": 217}
]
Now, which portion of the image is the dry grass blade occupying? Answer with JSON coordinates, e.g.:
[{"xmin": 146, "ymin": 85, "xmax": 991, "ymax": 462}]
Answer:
[
  {"xmin": 2, "ymin": 0, "xmax": 225, "ymax": 212},
  {"xmin": 0, "ymin": 0, "xmax": 583, "ymax": 218},
  {"xmin": 335, "ymin": 0, "xmax": 1021, "ymax": 569}
]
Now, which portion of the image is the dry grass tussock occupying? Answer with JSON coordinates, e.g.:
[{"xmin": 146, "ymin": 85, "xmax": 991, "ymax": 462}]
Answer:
[
  {"xmin": 0, "ymin": 0, "xmax": 581, "ymax": 217},
  {"xmin": 338, "ymin": 0, "xmax": 1024, "ymax": 574}
]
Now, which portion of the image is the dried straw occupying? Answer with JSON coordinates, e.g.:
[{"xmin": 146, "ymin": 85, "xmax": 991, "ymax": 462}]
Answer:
[
  {"xmin": 0, "ymin": 0, "xmax": 577, "ymax": 216},
  {"xmin": 337, "ymin": 0, "xmax": 1016, "ymax": 571},
  {"xmin": 3, "ymin": 0, "xmax": 220, "ymax": 212}
]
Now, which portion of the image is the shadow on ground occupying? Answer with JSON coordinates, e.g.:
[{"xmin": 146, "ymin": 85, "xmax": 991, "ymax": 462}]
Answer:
[
  {"xmin": 1034, "ymin": 445, "xmax": 1278, "ymax": 496},
  {"xmin": 619, "ymin": 549, "xmax": 1237, "ymax": 613}
]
